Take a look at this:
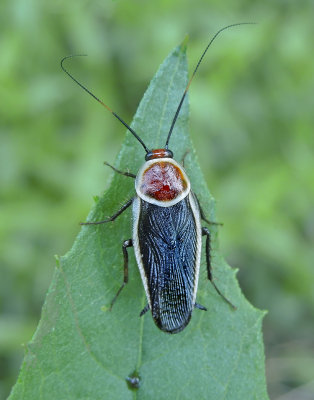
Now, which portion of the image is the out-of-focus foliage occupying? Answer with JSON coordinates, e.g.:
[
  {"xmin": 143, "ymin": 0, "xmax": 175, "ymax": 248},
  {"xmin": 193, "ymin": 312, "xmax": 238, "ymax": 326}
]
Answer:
[{"xmin": 0, "ymin": 0, "xmax": 313, "ymax": 399}]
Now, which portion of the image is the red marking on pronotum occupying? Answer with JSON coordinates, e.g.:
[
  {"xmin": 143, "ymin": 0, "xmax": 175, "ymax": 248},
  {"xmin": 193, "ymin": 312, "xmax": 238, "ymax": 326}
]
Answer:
[{"xmin": 140, "ymin": 161, "xmax": 188, "ymax": 201}]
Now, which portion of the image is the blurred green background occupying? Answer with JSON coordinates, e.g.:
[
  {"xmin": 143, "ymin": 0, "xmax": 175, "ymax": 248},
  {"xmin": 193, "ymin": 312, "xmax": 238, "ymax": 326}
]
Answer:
[{"xmin": 1, "ymin": 0, "xmax": 314, "ymax": 399}]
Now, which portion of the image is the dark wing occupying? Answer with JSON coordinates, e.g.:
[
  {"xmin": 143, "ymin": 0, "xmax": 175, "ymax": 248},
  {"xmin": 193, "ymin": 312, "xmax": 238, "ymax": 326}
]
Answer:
[{"xmin": 137, "ymin": 196, "xmax": 200, "ymax": 333}]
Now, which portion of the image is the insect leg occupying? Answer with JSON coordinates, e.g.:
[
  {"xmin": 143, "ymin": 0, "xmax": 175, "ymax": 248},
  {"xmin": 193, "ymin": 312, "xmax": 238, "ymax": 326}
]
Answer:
[
  {"xmin": 80, "ymin": 198, "xmax": 133, "ymax": 225},
  {"xmin": 139, "ymin": 304, "xmax": 150, "ymax": 317},
  {"xmin": 104, "ymin": 162, "xmax": 136, "ymax": 178},
  {"xmin": 110, "ymin": 239, "xmax": 133, "ymax": 310},
  {"xmin": 195, "ymin": 195, "xmax": 223, "ymax": 226},
  {"xmin": 194, "ymin": 303, "xmax": 207, "ymax": 311},
  {"xmin": 202, "ymin": 227, "xmax": 236, "ymax": 309}
]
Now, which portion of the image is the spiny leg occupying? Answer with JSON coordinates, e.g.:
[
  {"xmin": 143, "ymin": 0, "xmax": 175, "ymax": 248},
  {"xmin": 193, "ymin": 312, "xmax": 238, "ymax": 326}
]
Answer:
[
  {"xmin": 80, "ymin": 198, "xmax": 133, "ymax": 225},
  {"xmin": 181, "ymin": 157, "xmax": 221, "ymax": 226},
  {"xmin": 199, "ymin": 205, "xmax": 222, "ymax": 226},
  {"xmin": 110, "ymin": 239, "xmax": 133, "ymax": 310},
  {"xmin": 139, "ymin": 304, "xmax": 150, "ymax": 317},
  {"xmin": 195, "ymin": 194, "xmax": 223, "ymax": 226},
  {"xmin": 202, "ymin": 227, "xmax": 236, "ymax": 309},
  {"xmin": 195, "ymin": 302, "xmax": 207, "ymax": 311},
  {"xmin": 104, "ymin": 161, "xmax": 136, "ymax": 179}
]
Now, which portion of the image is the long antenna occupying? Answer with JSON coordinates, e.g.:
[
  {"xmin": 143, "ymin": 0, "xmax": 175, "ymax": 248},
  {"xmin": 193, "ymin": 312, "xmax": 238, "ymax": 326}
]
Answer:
[
  {"xmin": 165, "ymin": 22, "xmax": 255, "ymax": 149},
  {"xmin": 61, "ymin": 55, "xmax": 150, "ymax": 154}
]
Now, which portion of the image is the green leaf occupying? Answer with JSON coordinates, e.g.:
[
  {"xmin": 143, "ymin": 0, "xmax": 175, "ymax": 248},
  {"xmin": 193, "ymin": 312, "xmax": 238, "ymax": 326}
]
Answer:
[{"xmin": 9, "ymin": 43, "xmax": 268, "ymax": 400}]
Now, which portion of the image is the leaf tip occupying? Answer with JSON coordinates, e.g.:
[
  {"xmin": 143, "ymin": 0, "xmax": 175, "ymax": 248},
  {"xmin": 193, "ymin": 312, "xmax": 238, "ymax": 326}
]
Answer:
[
  {"xmin": 54, "ymin": 254, "xmax": 60, "ymax": 267},
  {"xmin": 180, "ymin": 34, "xmax": 189, "ymax": 53}
]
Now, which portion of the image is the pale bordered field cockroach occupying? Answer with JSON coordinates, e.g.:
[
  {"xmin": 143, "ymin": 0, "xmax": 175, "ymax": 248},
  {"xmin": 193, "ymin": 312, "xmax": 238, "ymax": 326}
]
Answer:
[{"xmin": 61, "ymin": 23, "xmax": 253, "ymax": 334}]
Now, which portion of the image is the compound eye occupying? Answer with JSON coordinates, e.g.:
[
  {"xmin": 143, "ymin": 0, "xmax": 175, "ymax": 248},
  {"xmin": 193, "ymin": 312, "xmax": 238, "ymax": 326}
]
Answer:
[{"xmin": 145, "ymin": 149, "xmax": 173, "ymax": 161}]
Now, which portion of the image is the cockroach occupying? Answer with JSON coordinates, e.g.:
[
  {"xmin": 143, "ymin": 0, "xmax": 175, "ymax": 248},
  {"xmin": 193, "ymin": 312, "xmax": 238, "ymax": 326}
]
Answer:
[{"xmin": 61, "ymin": 23, "xmax": 252, "ymax": 333}]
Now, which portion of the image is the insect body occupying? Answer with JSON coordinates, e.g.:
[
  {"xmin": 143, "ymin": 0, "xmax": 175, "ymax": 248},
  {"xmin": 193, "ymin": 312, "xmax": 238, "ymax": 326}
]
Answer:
[
  {"xmin": 133, "ymin": 151, "xmax": 201, "ymax": 333},
  {"xmin": 61, "ymin": 24, "xmax": 250, "ymax": 333}
]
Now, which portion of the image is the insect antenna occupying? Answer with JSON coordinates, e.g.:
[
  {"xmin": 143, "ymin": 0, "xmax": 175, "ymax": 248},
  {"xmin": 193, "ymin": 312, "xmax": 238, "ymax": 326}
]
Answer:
[
  {"xmin": 165, "ymin": 22, "xmax": 256, "ymax": 149},
  {"xmin": 61, "ymin": 55, "xmax": 150, "ymax": 154}
]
